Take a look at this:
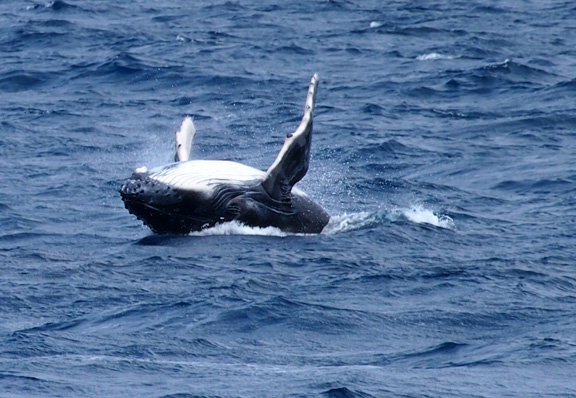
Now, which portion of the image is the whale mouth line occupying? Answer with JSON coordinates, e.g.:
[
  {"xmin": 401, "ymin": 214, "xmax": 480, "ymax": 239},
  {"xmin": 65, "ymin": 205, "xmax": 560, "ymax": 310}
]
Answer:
[
  {"xmin": 121, "ymin": 198, "xmax": 198, "ymax": 221},
  {"xmin": 121, "ymin": 197, "xmax": 216, "ymax": 233},
  {"xmin": 122, "ymin": 198, "xmax": 168, "ymax": 215}
]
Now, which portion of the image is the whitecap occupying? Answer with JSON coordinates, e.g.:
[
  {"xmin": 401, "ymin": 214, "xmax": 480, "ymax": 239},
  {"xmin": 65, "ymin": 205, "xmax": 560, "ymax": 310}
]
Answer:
[
  {"xmin": 176, "ymin": 34, "xmax": 190, "ymax": 43},
  {"xmin": 416, "ymin": 53, "xmax": 454, "ymax": 61}
]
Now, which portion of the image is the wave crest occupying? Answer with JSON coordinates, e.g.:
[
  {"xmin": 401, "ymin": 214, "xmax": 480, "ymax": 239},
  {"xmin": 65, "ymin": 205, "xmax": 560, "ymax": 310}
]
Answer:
[
  {"xmin": 394, "ymin": 204, "xmax": 455, "ymax": 230},
  {"xmin": 324, "ymin": 205, "xmax": 455, "ymax": 234}
]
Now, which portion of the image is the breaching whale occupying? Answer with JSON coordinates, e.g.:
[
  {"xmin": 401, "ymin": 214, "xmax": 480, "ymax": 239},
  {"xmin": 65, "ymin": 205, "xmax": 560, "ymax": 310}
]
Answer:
[{"xmin": 120, "ymin": 74, "xmax": 330, "ymax": 234}]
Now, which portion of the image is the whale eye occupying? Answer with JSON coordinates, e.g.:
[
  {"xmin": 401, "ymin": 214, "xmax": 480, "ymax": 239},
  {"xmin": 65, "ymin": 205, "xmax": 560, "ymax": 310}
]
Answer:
[{"xmin": 286, "ymin": 133, "xmax": 293, "ymax": 138}]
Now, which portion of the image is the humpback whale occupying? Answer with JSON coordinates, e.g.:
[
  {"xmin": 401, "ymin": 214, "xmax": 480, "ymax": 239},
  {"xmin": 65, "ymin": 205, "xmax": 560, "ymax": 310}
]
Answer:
[{"xmin": 120, "ymin": 74, "xmax": 330, "ymax": 234}]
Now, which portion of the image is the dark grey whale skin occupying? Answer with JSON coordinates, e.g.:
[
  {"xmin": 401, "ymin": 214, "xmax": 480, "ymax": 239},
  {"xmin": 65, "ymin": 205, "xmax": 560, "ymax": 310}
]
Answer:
[
  {"xmin": 120, "ymin": 74, "xmax": 329, "ymax": 235},
  {"xmin": 120, "ymin": 169, "xmax": 329, "ymax": 234}
]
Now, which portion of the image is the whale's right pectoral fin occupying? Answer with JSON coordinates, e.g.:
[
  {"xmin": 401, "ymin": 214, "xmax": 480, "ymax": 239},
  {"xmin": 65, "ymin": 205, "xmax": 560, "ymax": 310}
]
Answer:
[
  {"xmin": 262, "ymin": 74, "xmax": 319, "ymax": 203},
  {"xmin": 174, "ymin": 116, "xmax": 196, "ymax": 162}
]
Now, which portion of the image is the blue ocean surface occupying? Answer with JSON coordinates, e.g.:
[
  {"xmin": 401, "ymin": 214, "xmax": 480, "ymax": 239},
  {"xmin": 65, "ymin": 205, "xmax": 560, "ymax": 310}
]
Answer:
[{"xmin": 1, "ymin": 1, "xmax": 576, "ymax": 397}]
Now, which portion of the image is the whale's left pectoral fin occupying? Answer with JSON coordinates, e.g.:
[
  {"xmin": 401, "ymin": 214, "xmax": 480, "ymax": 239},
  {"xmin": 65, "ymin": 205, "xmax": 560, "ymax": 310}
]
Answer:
[
  {"xmin": 262, "ymin": 74, "xmax": 319, "ymax": 203},
  {"xmin": 174, "ymin": 116, "xmax": 196, "ymax": 162}
]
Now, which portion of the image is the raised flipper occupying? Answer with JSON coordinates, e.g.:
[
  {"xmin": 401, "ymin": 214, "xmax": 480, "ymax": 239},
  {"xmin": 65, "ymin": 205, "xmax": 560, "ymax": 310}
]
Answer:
[
  {"xmin": 261, "ymin": 74, "xmax": 319, "ymax": 203},
  {"xmin": 174, "ymin": 116, "xmax": 196, "ymax": 162}
]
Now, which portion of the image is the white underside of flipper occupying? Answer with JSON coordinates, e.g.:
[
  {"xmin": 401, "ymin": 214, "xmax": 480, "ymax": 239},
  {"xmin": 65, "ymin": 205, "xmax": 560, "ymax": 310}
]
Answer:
[{"xmin": 175, "ymin": 116, "xmax": 196, "ymax": 162}]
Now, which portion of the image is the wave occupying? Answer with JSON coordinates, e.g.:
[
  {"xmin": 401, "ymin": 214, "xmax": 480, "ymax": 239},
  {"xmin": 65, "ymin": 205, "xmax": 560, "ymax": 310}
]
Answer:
[
  {"xmin": 174, "ymin": 204, "xmax": 456, "ymax": 237},
  {"xmin": 94, "ymin": 52, "xmax": 149, "ymax": 77},
  {"xmin": 322, "ymin": 386, "xmax": 376, "ymax": 398},
  {"xmin": 416, "ymin": 52, "xmax": 455, "ymax": 61},
  {"xmin": 451, "ymin": 59, "xmax": 558, "ymax": 89},
  {"xmin": 492, "ymin": 178, "xmax": 574, "ymax": 196},
  {"xmin": 26, "ymin": 0, "xmax": 80, "ymax": 12},
  {"xmin": 395, "ymin": 204, "xmax": 455, "ymax": 229},
  {"xmin": 325, "ymin": 205, "xmax": 455, "ymax": 234},
  {"xmin": 0, "ymin": 71, "xmax": 49, "ymax": 92},
  {"xmin": 386, "ymin": 341, "xmax": 506, "ymax": 369}
]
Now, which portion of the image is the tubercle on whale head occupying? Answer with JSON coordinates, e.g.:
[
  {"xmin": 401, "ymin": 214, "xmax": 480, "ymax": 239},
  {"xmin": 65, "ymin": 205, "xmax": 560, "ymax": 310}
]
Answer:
[
  {"xmin": 119, "ymin": 168, "xmax": 176, "ymax": 203},
  {"xmin": 119, "ymin": 166, "xmax": 149, "ymax": 197},
  {"xmin": 118, "ymin": 173, "xmax": 211, "ymax": 235}
]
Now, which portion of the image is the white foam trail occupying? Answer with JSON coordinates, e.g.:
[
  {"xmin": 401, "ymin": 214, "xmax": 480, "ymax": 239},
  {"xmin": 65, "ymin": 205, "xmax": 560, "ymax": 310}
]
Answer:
[
  {"xmin": 188, "ymin": 221, "xmax": 288, "ymax": 237},
  {"xmin": 174, "ymin": 116, "xmax": 196, "ymax": 162},
  {"xmin": 396, "ymin": 204, "xmax": 455, "ymax": 229}
]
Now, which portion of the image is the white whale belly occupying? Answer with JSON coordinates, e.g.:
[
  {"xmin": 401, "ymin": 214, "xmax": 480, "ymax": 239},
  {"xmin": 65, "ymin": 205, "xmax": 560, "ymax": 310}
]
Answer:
[{"xmin": 148, "ymin": 160, "xmax": 265, "ymax": 192}]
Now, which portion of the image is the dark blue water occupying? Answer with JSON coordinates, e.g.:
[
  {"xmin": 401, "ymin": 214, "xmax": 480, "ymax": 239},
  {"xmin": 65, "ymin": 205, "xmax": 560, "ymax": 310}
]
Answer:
[{"xmin": 2, "ymin": 1, "xmax": 576, "ymax": 397}]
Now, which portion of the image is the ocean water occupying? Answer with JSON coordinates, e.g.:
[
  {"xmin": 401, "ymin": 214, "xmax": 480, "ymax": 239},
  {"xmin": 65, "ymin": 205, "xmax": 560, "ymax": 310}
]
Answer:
[{"xmin": 1, "ymin": 1, "xmax": 576, "ymax": 397}]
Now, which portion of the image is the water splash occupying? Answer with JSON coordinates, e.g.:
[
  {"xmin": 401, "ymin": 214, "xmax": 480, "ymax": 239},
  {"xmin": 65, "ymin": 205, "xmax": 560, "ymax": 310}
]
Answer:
[
  {"xmin": 184, "ymin": 205, "xmax": 454, "ymax": 237},
  {"xmin": 186, "ymin": 215, "xmax": 375, "ymax": 237},
  {"xmin": 394, "ymin": 204, "xmax": 455, "ymax": 230},
  {"xmin": 188, "ymin": 221, "xmax": 288, "ymax": 237},
  {"xmin": 324, "ymin": 205, "xmax": 455, "ymax": 234},
  {"xmin": 322, "ymin": 212, "xmax": 380, "ymax": 234}
]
